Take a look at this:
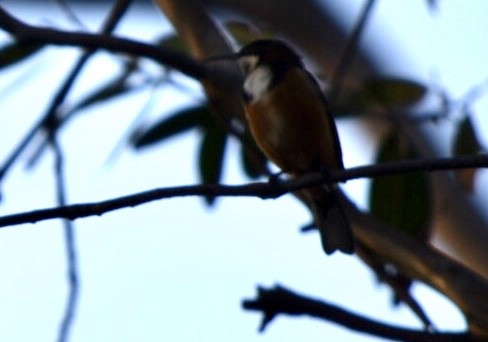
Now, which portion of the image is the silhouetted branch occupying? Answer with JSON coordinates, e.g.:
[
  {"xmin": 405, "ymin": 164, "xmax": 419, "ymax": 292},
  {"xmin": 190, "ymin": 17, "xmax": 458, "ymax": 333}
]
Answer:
[
  {"xmin": 356, "ymin": 246, "xmax": 435, "ymax": 331},
  {"xmin": 0, "ymin": 6, "xmax": 205, "ymax": 79},
  {"xmin": 243, "ymin": 285, "xmax": 469, "ymax": 341},
  {"xmin": 331, "ymin": 0, "xmax": 377, "ymax": 88},
  {"xmin": 51, "ymin": 134, "xmax": 79, "ymax": 342},
  {"xmin": 26, "ymin": 0, "xmax": 135, "ymax": 168},
  {"xmin": 1, "ymin": 154, "xmax": 487, "ymax": 228},
  {"xmin": 0, "ymin": 4, "xmax": 211, "ymax": 185},
  {"xmin": 47, "ymin": 2, "xmax": 134, "ymax": 341}
]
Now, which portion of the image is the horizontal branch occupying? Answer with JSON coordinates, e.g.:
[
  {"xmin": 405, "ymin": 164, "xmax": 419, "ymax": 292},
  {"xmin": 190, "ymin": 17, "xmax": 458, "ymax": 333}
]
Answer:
[
  {"xmin": 0, "ymin": 154, "xmax": 487, "ymax": 228},
  {"xmin": 243, "ymin": 285, "xmax": 469, "ymax": 342},
  {"xmin": 0, "ymin": 6, "xmax": 206, "ymax": 79}
]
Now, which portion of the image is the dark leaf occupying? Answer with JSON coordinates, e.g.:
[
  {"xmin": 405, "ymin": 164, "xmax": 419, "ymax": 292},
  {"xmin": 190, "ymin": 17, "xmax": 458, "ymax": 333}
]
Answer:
[
  {"xmin": 453, "ymin": 116, "xmax": 484, "ymax": 191},
  {"xmin": 364, "ymin": 78, "xmax": 426, "ymax": 107},
  {"xmin": 132, "ymin": 105, "xmax": 209, "ymax": 148},
  {"xmin": 198, "ymin": 122, "xmax": 227, "ymax": 205},
  {"xmin": 369, "ymin": 133, "xmax": 431, "ymax": 237},
  {"xmin": 240, "ymin": 138, "xmax": 268, "ymax": 179},
  {"xmin": 158, "ymin": 34, "xmax": 188, "ymax": 54},
  {"xmin": 71, "ymin": 79, "xmax": 133, "ymax": 113},
  {"xmin": 329, "ymin": 87, "xmax": 366, "ymax": 118},
  {"xmin": 453, "ymin": 116, "xmax": 483, "ymax": 156},
  {"xmin": 70, "ymin": 58, "xmax": 143, "ymax": 114},
  {"xmin": 331, "ymin": 78, "xmax": 426, "ymax": 117},
  {"xmin": 0, "ymin": 42, "xmax": 43, "ymax": 69}
]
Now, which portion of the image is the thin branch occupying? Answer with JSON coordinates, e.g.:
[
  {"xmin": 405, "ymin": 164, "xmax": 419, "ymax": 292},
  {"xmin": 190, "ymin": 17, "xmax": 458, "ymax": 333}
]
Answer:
[
  {"xmin": 0, "ymin": 154, "xmax": 487, "ymax": 228},
  {"xmin": 356, "ymin": 246, "xmax": 435, "ymax": 331},
  {"xmin": 0, "ymin": 6, "xmax": 205, "ymax": 79},
  {"xmin": 51, "ymin": 135, "xmax": 79, "ymax": 342},
  {"xmin": 0, "ymin": 4, "xmax": 205, "ymax": 183},
  {"xmin": 54, "ymin": 0, "xmax": 87, "ymax": 29},
  {"xmin": 242, "ymin": 285, "xmax": 469, "ymax": 342},
  {"xmin": 26, "ymin": 0, "xmax": 134, "ymax": 167},
  {"xmin": 0, "ymin": 5, "xmax": 257, "ymax": 182},
  {"xmin": 0, "ymin": 2, "xmax": 135, "ymax": 340},
  {"xmin": 330, "ymin": 0, "xmax": 377, "ymax": 88},
  {"xmin": 346, "ymin": 196, "xmax": 488, "ymax": 337}
]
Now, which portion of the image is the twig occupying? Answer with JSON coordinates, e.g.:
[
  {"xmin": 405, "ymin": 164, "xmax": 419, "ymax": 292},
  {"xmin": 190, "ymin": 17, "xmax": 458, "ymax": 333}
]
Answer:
[
  {"xmin": 54, "ymin": 2, "xmax": 135, "ymax": 341},
  {"xmin": 26, "ymin": 0, "xmax": 134, "ymax": 167},
  {"xmin": 330, "ymin": 0, "xmax": 377, "ymax": 88},
  {"xmin": 356, "ymin": 246, "xmax": 435, "ymax": 331},
  {"xmin": 51, "ymin": 134, "xmax": 79, "ymax": 342},
  {"xmin": 54, "ymin": 0, "xmax": 87, "ymax": 29},
  {"xmin": 0, "ymin": 2, "xmax": 135, "ymax": 341},
  {"xmin": 0, "ymin": 154, "xmax": 487, "ymax": 228},
  {"xmin": 242, "ymin": 285, "xmax": 469, "ymax": 341},
  {"xmin": 0, "ymin": 2, "xmax": 169, "ymax": 182},
  {"xmin": 0, "ymin": 6, "xmax": 205, "ymax": 79}
]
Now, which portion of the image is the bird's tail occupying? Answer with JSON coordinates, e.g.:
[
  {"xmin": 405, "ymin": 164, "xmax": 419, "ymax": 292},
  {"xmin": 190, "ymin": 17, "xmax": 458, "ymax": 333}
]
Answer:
[{"xmin": 306, "ymin": 187, "xmax": 354, "ymax": 255}]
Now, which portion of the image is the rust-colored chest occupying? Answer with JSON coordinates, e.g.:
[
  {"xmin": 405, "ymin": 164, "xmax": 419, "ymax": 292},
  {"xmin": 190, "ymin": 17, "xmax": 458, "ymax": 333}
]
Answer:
[{"xmin": 244, "ymin": 67, "xmax": 343, "ymax": 175}]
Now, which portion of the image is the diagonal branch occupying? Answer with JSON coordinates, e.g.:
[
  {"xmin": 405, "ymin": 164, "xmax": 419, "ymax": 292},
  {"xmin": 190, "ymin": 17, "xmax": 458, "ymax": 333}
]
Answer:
[
  {"xmin": 0, "ymin": 6, "xmax": 205, "ymax": 80},
  {"xmin": 243, "ymin": 285, "xmax": 469, "ymax": 341},
  {"xmin": 331, "ymin": 0, "xmax": 377, "ymax": 88}
]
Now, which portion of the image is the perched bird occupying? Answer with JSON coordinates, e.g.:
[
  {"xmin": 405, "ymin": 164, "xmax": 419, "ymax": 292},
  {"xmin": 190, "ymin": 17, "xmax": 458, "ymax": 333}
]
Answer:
[{"xmin": 209, "ymin": 39, "xmax": 354, "ymax": 254}]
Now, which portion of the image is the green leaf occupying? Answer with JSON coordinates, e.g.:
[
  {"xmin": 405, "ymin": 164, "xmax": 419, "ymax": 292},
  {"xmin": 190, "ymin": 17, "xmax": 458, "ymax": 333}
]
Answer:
[
  {"xmin": 369, "ymin": 133, "xmax": 431, "ymax": 237},
  {"xmin": 329, "ymin": 87, "xmax": 366, "ymax": 118},
  {"xmin": 0, "ymin": 42, "xmax": 43, "ymax": 69},
  {"xmin": 198, "ymin": 122, "xmax": 228, "ymax": 205},
  {"xmin": 363, "ymin": 78, "xmax": 426, "ymax": 107},
  {"xmin": 132, "ymin": 105, "xmax": 209, "ymax": 148},
  {"xmin": 453, "ymin": 116, "xmax": 483, "ymax": 191},
  {"xmin": 72, "ymin": 80, "xmax": 134, "ymax": 113},
  {"xmin": 70, "ymin": 57, "xmax": 143, "ymax": 113},
  {"xmin": 158, "ymin": 34, "xmax": 188, "ymax": 54}
]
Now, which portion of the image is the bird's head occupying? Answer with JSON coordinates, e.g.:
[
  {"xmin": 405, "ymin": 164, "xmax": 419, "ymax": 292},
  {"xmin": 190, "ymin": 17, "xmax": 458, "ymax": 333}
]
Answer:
[
  {"xmin": 205, "ymin": 39, "xmax": 303, "ymax": 75},
  {"xmin": 236, "ymin": 39, "xmax": 302, "ymax": 75}
]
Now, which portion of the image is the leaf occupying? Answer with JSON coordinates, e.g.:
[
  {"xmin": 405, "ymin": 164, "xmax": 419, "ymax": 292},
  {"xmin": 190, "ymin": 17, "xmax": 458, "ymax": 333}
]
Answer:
[
  {"xmin": 70, "ymin": 58, "xmax": 142, "ymax": 114},
  {"xmin": 369, "ymin": 133, "xmax": 431, "ymax": 237},
  {"xmin": 240, "ymin": 141, "xmax": 268, "ymax": 179},
  {"xmin": 158, "ymin": 34, "xmax": 188, "ymax": 54},
  {"xmin": 330, "ymin": 78, "xmax": 427, "ymax": 117},
  {"xmin": 453, "ymin": 116, "xmax": 484, "ymax": 191},
  {"xmin": 198, "ymin": 122, "xmax": 228, "ymax": 206},
  {"xmin": 72, "ymin": 80, "xmax": 133, "ymax": 113},
  {"xmin": 453, "ymin": 116, "xmax": 482, "ymax": 156},
  {"xmin": 329, "ymin": 87, "xmax": 367, "ymax": 118},
  {"xmin": 363, "ymin": 78, "xmax": 426, "ymax": 107},
  {"xmin": 132, "ymin": 105, "xmax": 209, "ymax": 148},
  {"xmin": 0, "ymin": 42, "xmax": 43, "ymax": 69}
]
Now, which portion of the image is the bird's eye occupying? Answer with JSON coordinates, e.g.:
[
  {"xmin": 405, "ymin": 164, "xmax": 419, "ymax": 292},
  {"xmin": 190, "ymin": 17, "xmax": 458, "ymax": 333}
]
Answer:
[{"xmin": 237, "ymin": 56, "xmax": 258, "ymax": 74}]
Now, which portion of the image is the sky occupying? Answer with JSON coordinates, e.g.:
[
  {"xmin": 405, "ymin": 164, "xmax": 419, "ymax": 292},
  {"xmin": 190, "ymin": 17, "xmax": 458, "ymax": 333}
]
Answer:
[{"xmin": 1, "ymin": 0, "xmax": 487, "ymax": 341}]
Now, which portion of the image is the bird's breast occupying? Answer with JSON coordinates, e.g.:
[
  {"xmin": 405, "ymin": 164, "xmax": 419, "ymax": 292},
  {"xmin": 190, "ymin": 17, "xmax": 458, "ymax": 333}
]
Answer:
[{"xmin": 244, "ymin": 67, "xmax": 342, "ymax": 173}]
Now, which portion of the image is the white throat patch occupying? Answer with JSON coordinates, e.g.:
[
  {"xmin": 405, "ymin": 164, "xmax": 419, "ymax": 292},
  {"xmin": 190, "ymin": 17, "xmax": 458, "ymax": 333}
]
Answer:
[{"xmin": 243, "ymin": 65, "xmax": 272, "ymax": 102}]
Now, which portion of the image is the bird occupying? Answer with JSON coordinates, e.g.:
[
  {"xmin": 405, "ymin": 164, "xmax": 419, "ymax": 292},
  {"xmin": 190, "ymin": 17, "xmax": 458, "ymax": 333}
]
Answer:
[{"xmin": 208, "ymin": 39, "xmax": 354, "ymax": 254}]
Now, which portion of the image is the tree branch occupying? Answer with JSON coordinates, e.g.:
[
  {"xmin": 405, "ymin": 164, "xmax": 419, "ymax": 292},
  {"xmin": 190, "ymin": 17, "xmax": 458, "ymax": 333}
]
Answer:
[
  {"xmin": 0, "ymin": 154, "xmax": 487, "ymax": 228},
  {"xmin": 243, "ymin": 285, "xmax": 469, "ymax": 342},
  {"xmin": 0, "ymin": 6, "xmax": 205, "ymax": 80},
  {"xmin": 330, "ymin": 0, "xmax": 377, "ymax": 88},
  {"xmin": 347, "ymin": 196, "xmax": 488, "ymax": 338}
]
